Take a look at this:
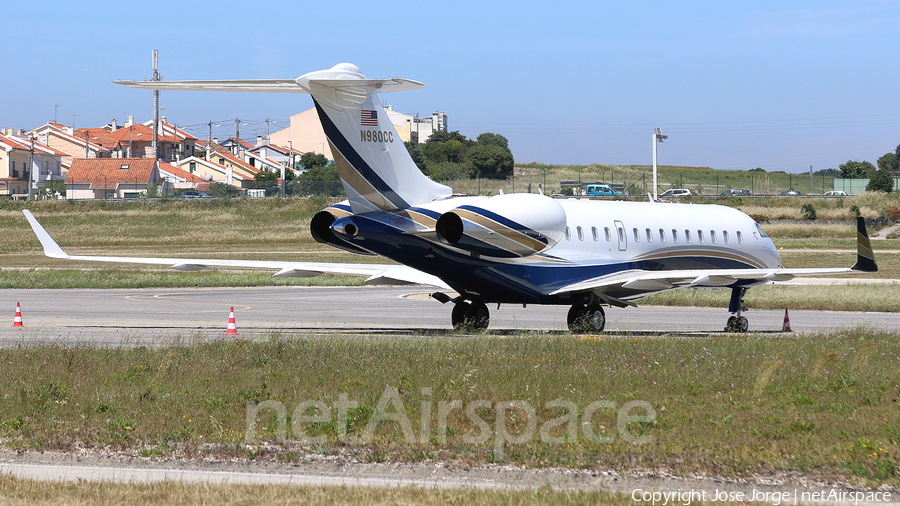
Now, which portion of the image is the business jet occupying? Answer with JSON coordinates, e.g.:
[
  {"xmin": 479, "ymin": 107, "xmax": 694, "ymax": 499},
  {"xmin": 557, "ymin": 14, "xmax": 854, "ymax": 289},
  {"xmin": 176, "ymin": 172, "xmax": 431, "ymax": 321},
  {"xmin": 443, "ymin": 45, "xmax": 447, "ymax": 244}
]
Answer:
[{"xmin": 23, "ymin": 63, "xmax": 878, "ymax": 333}]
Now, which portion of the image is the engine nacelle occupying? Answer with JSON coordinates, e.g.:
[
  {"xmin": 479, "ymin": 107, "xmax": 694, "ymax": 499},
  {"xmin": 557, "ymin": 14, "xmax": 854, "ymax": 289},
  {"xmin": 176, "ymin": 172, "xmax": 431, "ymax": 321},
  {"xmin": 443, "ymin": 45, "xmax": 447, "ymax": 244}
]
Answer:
[
  {"xmin": 435, "ymin": 193, "xmax": 566, "ymax": 258},
  {"xmin": 310, "ymin": 203, "xmax": 375, "ymax": 256}
]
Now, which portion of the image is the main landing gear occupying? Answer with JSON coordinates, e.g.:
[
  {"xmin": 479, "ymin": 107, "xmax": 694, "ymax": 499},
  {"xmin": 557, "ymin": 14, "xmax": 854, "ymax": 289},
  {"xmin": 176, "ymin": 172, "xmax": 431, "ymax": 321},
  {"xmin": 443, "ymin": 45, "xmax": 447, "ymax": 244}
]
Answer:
[
  {"xmin": 567, "ymin": 304, "xmax": 606, "ymax": 333},
  {"xmin": 450, "ymin": 300, "xmax": 490, "ymax": 331},
  {"xmin": 724, "ymin": 287, "xmax": 749, "ymax": 333}
]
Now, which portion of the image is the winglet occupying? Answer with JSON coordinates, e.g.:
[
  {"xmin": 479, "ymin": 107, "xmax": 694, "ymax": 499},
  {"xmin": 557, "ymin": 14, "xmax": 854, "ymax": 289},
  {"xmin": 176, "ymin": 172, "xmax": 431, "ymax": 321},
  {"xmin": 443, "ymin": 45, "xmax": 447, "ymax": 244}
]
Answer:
[
  {"xmin": 22, "ymin": 210, "xmax": 69, "ymax": 259},
  {"xmin": 852, "ymin": 216, "xmax": 877, "ymax": 272}
]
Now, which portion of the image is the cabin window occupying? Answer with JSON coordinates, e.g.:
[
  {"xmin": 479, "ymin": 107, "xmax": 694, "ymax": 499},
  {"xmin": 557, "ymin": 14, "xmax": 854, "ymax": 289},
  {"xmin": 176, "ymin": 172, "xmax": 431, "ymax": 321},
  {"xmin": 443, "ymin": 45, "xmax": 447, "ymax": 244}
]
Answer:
[
  {"xmin": 697, "ymin": 230, "xmax": 704, "ymax": 243},
  {"xmin": 672, "ymin": 229, "xmax": 678, "ymax": 243},
  {"xmin": 605, "ymin": 227, "xmax": 611, "ymax": 242},
  {"xmin": 710, "ymin": 230, "xmax": 717, "ymax": 244},
  {"xmin": 633, "ymin": 228, "xmax": 640, "ymax": 242},
  {"xmin": 577, "ymin": 226, "xmax": 584, "ymax": 241},
  {"xmin": 617, "ymin": 227, "xmax": 625, "ymax": 243},
  {"xmin": 565, "ymin": 227, "xmax": 571, "ymax": 240},
  {"xmin": 723, "ymin": 231, "xmax": 729, "ymax": 244},
  {"xmin": 737, "ymin": 231, "xmax": 743, "ymax": 244},
  {"xmin": 592, "ymin": 227, "xmax": 599, "ymax": 241},
  {"xmin": 685, "ymin": 230, "xmax": 692, "ymax": 243},
  {"xmin": 659, "ymin": 228, "xmax": 666, "ymax": 243},
  {"xmin": 645, "ymin": 228, "xmax": 653, "ymax": 243}
]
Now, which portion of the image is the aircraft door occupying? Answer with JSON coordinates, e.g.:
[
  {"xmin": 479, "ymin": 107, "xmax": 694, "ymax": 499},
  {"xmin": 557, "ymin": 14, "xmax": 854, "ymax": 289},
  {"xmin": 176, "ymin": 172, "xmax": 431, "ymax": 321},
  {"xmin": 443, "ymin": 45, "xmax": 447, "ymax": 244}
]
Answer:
[{"xmin": 614, "ymin": 220, "xmax": 627, "ymax": 251}]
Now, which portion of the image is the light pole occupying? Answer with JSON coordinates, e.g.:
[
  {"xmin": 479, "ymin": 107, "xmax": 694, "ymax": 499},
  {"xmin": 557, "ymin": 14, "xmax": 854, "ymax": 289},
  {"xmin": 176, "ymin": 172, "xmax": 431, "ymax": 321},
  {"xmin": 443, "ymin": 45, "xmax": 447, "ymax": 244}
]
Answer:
[{"xmin": 652, "ymin": 128, "xmax": 667, "ymax": 200}]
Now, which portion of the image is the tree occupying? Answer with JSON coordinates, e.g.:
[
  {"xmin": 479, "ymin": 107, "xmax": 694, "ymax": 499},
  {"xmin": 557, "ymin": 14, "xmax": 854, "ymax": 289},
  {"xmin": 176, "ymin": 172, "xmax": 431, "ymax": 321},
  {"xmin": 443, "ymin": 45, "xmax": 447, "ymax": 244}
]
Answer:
[
  {"xmin": 206, "ymin": 182, "xmax": 241, "ymax": 198},
  {"xmin": 866, "ymin": 168, "xmax": 894, "ymax": 193},
  {"xmin": 812, "ymin": 168, "xmax": 840, "ymax": 177},
  {"xmin": 404, "ymin": 141, "xmax": 427, "ymax": 174},
  {"xmin": 475, "ymin": 132, "xmax": 509, "ymax": 150},
  {"xmin": 296, "ymin": 161, "xmax": 339, "ymax": 182},
  {"xmin": 895, "ymin": 142, "xmax": 900, "ymax": 172},
  {"xmin": 877, "ymin": 152, "xmax": 896, "ymax": 172},
  {"xmin": 300, "ymin": 152, "xmax": 329, "ymax": 171},
  {"xmin": 466, "ymin": 143, "xmax": 514, "ymax": 177},
  {"xmin": 839, "ymin": 160, "xmax": 876, "ymax": 178},
  {"xmin": 426, "ymin": 130, "xmax": 469, "ymax": 144},
  {"xmin": 254, "ymin": 168, "xmax": 278, "ymax": 183},
  {"xmin": 423, "ymin": 139, "xmax": 468, "ymax": 164}
]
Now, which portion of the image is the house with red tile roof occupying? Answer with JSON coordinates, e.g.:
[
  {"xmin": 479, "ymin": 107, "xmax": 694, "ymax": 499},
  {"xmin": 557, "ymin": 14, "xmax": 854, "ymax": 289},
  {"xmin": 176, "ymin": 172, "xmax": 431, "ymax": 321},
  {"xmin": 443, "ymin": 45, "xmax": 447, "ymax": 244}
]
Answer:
[
  {"xmin": 247, "ymin": 136, "xmax": 302, "ymax": 175},
  {"xmin": 0, "ymin": 131, "xmax": 66, "ymax": 198},
  {"xmin": 157, "ymin": 161, "xmax": 207, "ymax": 192},
  {"xmin": 141, "ymin": 119, "xmax": 198, "ymax": 160},
  {"xmin": 65, "ymin": 158, "xmax": 160, "ymax": 199},
  {"xmin": 30, "ymin": 123, "xmax": 110, "ymax": 172},
  {"xmin": 175, "ymin": 156, "xmax": 253, "ymax": 186}
]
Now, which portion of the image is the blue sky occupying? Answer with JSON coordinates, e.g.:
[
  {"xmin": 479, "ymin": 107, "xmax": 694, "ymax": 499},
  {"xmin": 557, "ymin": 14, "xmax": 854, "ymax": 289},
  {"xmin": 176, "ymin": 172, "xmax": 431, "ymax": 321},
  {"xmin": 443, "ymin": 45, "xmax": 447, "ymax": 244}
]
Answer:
[{"xmin": 5, "ymin": 1, "xmax": 900, "ymax": 173}]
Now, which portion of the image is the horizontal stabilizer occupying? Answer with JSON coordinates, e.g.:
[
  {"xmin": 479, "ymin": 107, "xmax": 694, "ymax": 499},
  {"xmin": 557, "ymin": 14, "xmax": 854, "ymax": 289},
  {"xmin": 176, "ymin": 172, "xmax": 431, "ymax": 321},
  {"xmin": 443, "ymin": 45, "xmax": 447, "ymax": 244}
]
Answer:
[{"xmin": 113, "ymin": 76, "xmax": 424, "ymax": 95}]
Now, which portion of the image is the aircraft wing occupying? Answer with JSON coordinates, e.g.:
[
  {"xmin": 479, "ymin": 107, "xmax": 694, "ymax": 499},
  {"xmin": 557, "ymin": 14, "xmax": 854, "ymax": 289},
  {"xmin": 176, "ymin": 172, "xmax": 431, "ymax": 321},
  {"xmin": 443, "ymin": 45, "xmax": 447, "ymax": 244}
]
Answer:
[
  {"xmin": 22, "ymin": 211, "xmax": 450, "ymax": 290},
  {"xmin": 550, "ymin": 216, "xmax": 878, "ymax": 304},
  {"xmin": 549, "ymin": 266, "xmax": 856, "ymax": 299}
]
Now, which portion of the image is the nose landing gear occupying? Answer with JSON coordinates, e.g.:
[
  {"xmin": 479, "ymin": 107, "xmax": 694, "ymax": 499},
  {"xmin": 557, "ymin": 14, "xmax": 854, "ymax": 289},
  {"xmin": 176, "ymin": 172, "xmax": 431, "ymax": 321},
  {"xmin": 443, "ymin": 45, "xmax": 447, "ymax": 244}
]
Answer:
[{"xmin": 725, "ymin": 287, "xmax": 749, "ymax": 333}]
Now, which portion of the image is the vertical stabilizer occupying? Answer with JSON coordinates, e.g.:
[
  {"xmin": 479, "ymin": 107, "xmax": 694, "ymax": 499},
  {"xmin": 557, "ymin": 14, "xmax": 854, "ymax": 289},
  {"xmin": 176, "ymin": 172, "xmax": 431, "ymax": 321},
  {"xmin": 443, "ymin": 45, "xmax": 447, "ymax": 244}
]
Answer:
[{"xmin": 296, "ymin": 64, "xmax": 452, "ymax": 214}]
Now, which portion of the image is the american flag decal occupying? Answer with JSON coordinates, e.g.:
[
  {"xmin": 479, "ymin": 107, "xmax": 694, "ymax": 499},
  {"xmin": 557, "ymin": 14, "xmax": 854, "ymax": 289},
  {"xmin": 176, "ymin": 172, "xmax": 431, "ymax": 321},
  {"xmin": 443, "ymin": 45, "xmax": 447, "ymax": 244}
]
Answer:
[{"xmin": 361, "ymin": 109, "xmax": 378, "ymax": 127}]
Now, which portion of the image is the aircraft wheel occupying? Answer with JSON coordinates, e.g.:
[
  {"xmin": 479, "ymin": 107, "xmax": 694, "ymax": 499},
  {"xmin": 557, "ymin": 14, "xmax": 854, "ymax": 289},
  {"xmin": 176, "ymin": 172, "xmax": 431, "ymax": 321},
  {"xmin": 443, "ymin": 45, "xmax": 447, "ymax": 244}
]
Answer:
[
  {"xmin": 725, "ymin": 316, "xmax": 737, "ymax": 332},
  {"xmin": 451, "ymin": 301, "xmax": 470, "ymax": 329},
  {"xmin": 452, "ymin": 301, "xmax": 489, "ymax": 331},
  {"xmin": 465, "ymin": 301, "xmax": 490, "ymax": 331},
  {"xmin": 567, "ymin": 304, "xmax": 606, "ymax": 333},
  {"xmin": 725, "ymin": 315, "xmax": 749, "ymax": 333}
]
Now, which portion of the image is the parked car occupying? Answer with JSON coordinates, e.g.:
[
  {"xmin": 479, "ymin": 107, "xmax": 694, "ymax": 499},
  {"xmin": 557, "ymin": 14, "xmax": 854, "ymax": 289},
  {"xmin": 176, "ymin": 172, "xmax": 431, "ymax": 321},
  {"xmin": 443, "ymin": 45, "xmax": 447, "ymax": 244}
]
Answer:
[
  {"xmin": 778, "ymin": 190, "xmax": 802, "ymax": 196},
  {"xmin": 584, "ymin": 184, "xmax": 623, "ymax": 197},
  {"xmin": 824, "ymin": 190, "xmax": 848, "ymax": 196},
  {"xmin": 659, "ymin": 188, "xmax": 694, "ymax": 199},
  {"xmin": 177, "ymin": 190, "xmax": 213, "ymax": 198},
  {"xmin": 720, "ymin": 189, "xmax": 751, "ymax": 196}
]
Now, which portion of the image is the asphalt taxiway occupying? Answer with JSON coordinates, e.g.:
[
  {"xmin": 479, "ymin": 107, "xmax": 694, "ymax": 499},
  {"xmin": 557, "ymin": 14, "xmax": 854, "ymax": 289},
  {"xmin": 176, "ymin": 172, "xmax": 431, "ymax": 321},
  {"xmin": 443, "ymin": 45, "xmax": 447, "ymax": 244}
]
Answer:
[{"xmin": 0, "ymin": 286, "xmax": 896, "ymax": 344}]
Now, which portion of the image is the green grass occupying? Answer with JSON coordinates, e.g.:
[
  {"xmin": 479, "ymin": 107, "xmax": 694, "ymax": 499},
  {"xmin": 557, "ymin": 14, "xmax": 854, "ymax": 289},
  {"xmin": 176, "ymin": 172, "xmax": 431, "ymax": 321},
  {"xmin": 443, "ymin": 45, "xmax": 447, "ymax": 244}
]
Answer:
[
  {"xmin": 491, "ymin": 163, "xmax": 838, "ymax": 197},
  {"xmin": 643, "ymin": 283, "xmax": 900, "ymax": 312},
  {"xmin": 0, "ymin": 330, "xmax": 897, "ymax": 488},
  {"xmin": 0, "ymin": 269, "xmax": 364, "ymax": 289}
]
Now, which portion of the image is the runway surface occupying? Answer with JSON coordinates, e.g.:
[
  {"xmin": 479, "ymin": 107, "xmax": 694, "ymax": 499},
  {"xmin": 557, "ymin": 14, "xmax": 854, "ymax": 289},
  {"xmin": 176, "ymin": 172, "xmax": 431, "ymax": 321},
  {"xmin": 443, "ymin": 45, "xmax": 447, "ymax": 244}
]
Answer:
[{"xmin": 1, "ymin": 285, "xmax": 897, "ymax": 344}]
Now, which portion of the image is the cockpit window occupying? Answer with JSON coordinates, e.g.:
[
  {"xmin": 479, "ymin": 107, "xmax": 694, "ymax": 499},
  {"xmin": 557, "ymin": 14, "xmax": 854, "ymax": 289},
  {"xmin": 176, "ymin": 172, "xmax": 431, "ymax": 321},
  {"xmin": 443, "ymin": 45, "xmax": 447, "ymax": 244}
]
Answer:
[{"xmin": 755, "ymin": 223, "xmax": 769, "ymax": 238}]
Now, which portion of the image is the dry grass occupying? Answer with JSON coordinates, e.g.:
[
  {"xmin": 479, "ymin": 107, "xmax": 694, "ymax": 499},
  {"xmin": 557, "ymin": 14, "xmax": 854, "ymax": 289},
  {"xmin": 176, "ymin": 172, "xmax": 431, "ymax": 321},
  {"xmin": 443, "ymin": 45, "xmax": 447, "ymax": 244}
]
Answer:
[{"xmin": 0, "ymin": 475, "xmax": 627, "ymax": 506}]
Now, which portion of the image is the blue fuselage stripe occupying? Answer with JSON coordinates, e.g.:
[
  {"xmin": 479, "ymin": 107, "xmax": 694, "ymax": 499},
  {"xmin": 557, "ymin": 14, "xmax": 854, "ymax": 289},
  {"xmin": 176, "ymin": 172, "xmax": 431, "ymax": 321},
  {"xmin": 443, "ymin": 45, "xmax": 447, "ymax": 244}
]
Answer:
[{"xmin": 339, "ymin": 214, "xmax": 760, "ymax": 305}]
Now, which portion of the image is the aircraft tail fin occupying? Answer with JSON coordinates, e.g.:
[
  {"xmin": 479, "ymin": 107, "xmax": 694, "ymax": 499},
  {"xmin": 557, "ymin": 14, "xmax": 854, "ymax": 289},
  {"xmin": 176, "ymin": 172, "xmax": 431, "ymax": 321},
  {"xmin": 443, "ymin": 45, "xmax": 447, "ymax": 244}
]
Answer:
[{"xmin": 115, "ymin": 63, "xmax": 452, "ymax": 214}]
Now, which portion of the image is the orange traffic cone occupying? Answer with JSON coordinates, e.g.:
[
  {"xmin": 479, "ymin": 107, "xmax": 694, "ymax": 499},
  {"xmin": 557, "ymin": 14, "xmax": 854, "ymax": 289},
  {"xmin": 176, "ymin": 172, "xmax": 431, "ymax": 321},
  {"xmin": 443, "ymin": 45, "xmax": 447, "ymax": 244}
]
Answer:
[
  {"xmin": 12, "ymin": 302, "xmax": 24, "ymax": 327},
  {"xmin": 782, "ymin": 308, "xmax": 792, "ymax": 332},
  {"xmin": 225, "ymin": 307, "xmax": 239, "ymax": 335}
]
